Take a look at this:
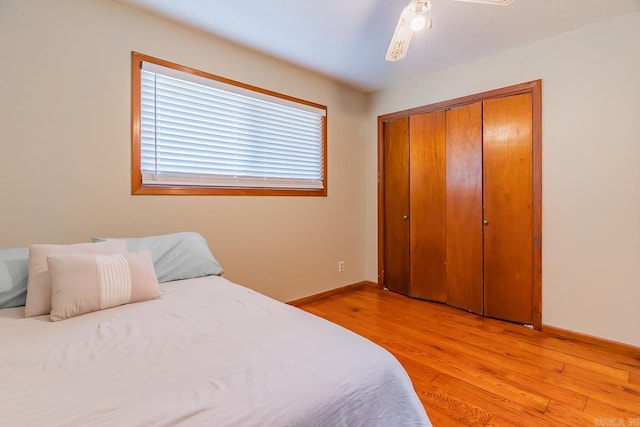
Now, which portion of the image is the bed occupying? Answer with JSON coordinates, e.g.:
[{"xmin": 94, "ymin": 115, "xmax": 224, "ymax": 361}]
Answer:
[{"xmin": 0, "ymin": 233, "xmax": 431, "ymax": 426}]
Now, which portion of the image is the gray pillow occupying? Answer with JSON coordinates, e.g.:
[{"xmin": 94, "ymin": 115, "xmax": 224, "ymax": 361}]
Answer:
[
  {"xmin": 92, "ymin": 232, "xmax": 223, "ymax": 283},
  {"xmin": 0, "ymin": 248, "xmax": 29, "ymax": 309}
]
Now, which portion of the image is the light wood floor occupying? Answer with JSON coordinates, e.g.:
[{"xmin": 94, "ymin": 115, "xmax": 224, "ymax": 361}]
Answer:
[{"xmin": 296, "ymin": 286, "xmax": 640, "ymax": 426}]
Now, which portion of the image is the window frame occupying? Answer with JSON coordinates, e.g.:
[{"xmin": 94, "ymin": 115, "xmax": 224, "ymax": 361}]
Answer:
[{"xmin": 131, "ymin": 52, "xmax": 328, "ymax": 196}]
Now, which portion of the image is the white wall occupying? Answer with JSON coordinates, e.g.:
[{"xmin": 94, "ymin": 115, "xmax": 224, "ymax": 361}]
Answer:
[
  {"xmin": 0, "ymin": 0, "xmax": 370, "ymax": 302},
  {"xmin": 369, "ymin": 12, "xmax": 640, "ymax": 346}
]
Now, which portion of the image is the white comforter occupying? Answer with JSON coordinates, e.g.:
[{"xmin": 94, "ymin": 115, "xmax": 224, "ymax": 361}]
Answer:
[{"xmin": 0, "ymin": 276, "xmax": 430, "ymax": 426}]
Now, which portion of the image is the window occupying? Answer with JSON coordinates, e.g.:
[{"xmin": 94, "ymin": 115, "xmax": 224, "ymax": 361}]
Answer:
[{"xmin": 131, "ymin": 52, "xmax": 327, "ymax": 196}]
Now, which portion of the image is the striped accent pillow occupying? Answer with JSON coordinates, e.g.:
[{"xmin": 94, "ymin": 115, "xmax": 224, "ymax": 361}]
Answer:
[
  {"xmin": 96, "ymin": 254, "xmax": 132, "ymax": 309},
  {"xmin": 46, "ymin": 251, "xmax": 160, "ymax": 321}
]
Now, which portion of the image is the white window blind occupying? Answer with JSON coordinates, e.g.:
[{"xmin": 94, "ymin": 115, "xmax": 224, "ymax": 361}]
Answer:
[{"xmin": 140, "ymin": 61, "xmax": 326, "ymax": 190}]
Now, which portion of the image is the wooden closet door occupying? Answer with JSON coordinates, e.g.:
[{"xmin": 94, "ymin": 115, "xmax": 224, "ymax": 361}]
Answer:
[
  {"xmin": 409, "ymin": 111, "xmax": 447, "ymax": 301},
  {"xmin": 383, "ymin": 117, "xmax": 411, "ymax": 295},
  {"xmin": 445, "ymin": 102, "xmax": 483, "ymax": 314},
  {"xmin": 483, "ymin": 93, "xmax": 534, "ymax": 324}
]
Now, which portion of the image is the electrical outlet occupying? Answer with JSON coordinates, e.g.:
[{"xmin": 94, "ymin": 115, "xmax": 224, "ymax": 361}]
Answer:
[{"xmin": 338, "ymin": 260, "xmax": 345, "ymax": 273}]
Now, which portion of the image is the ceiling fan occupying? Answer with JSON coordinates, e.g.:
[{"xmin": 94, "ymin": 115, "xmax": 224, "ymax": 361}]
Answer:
[{"xmin": 386, "ymin": 0, "xmax": 513, "ymax": 61}]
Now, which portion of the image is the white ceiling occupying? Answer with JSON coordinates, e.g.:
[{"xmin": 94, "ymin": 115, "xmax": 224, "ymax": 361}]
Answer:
[{"xmin": 117, "ymin": 0, "xmax": 639, "ymax": 92}]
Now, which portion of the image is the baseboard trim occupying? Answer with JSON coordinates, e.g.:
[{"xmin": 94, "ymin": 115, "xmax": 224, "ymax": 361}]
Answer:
[
  {"xmin": 542, "ymin": 324, "xmax": 640, "ymax": 353},
  {"xmin": 288, "ymin": 281, "xmax": 379, "ymax": 307}
]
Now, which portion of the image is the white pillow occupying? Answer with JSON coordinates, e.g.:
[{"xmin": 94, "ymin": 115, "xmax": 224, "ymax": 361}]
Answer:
[
  {"xmin": 47, "ymin": 251, "xmax": 161, "ymax": 321},
  {"xmin": 25, "ymin": 240, "xmax": 127, "ymax": 317}
]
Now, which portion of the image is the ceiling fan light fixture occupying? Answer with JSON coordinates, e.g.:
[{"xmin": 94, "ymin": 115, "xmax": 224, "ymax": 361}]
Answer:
[
  {"xmin": 409, "ymin": 0, "xmax": 431, "ymax": 32},
  {"xmin": 411, "ymin": 15, "xmax": 426, "ymax": 31}
]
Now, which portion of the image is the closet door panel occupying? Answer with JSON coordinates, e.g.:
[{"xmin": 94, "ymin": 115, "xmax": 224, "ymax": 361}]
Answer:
[
  {"xmin": 445, "ymin": 102, "xmax": 483, "ymax": 314},
  {"xmin": 383, "ymin": 117, "xmax": 411, "ymax": 295},
  {"xmin": 483, "ymin": 93, "xmax": 534, "ymax": 324},
  {"xmin": 409, "ymin": 111, "xmax": 447, "ymax": 301}
]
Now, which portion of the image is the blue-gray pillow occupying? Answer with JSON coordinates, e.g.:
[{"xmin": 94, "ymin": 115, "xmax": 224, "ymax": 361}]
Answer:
[
  {"xmin": 92, "ymin": 232, "xmax": 223, "ymax": 283},
  {"xmin": 0, "ymin": 248, "xmax": 29, "ymax": 309}
]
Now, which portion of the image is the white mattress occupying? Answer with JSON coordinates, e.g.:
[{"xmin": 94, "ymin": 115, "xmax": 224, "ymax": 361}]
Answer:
[{"xmin": 0, "ymin": 276, "xmax": 430, "ymax": 426}]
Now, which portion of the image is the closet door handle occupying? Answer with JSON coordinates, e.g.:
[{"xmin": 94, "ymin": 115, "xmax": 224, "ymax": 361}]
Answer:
[
  {"xmin": 483, "ymin": 219, "xmax": 489, "ymax": 225},
  {"xmin": 403, "ymin": 215, "xmax": 409, "ymax": 220}
]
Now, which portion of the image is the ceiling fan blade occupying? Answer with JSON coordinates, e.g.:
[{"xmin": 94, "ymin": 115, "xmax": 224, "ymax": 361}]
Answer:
[
  {"xmin": 450, "ymin": 0, "xmax": 513, "ymax": 5},
  {"xmin": 385, "ymin": 5, "xmax": 415, "ymax": 62}
]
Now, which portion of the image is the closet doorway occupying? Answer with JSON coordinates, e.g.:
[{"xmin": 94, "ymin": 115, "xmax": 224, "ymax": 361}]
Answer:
[{"xmin": 377, "ymin": 81, "xmax": 542, "ymax": 328}]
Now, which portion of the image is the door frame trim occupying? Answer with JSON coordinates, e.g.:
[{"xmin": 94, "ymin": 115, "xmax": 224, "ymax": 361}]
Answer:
[{"xmin": 377, "ymin": 80, "xmax": 542, "ymax": 329}]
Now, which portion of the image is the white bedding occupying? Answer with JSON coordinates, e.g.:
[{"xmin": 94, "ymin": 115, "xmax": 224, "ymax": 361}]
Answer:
[{"xmin": 0, "ymin": 276, "xmax": 430, "ymax": 426}]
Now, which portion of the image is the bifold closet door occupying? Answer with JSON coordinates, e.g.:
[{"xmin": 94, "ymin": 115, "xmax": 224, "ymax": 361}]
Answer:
[
  {"xmin": 483, "ymin": 93, "xmax": 534, "ymax": 324},
  {"xmin": 382, "ymin": 113, "xmax": 446, "ymax": 300},
  {"xmin": 445, "ymin": 102, "xmax": 483, "ymax": 314},
  {"xmin": 382, "ymin": 117, "xmax": 410, "ymax": 295},
  {"xmin": 409, "ymin": 111, "xmax": 446, "ymax": 301}
]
